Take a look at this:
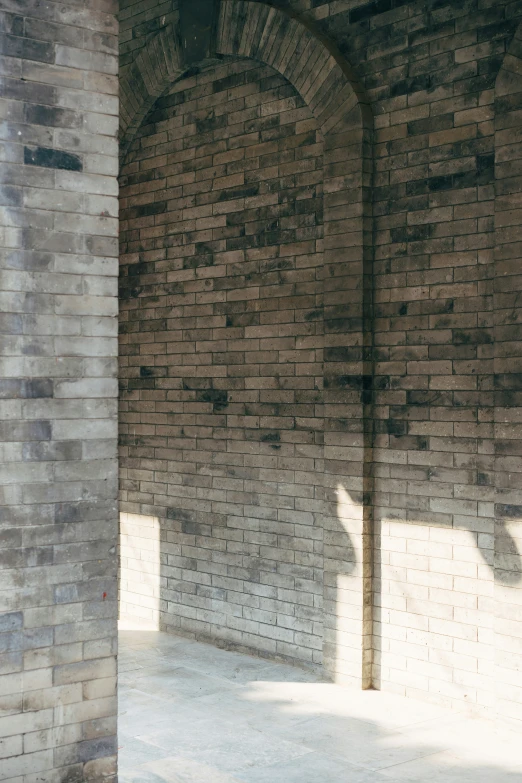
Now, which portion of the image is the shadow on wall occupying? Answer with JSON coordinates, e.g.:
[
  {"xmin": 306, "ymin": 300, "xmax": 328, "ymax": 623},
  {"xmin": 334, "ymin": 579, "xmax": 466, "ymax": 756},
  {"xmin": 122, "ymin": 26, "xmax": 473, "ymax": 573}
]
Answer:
[
  {"xmin": 321, "ymin": 480, "xmax": 522, "ymax": 691},
  {"xmin": 118, "ymin": 476, "xmax": 522, "ymax": 692},
  {"xmin": 494, "ymin": 513, "xmax": 522, "ymax": 585},
  {"xmin": 116, "ymin": 629, "xmax": 522, "ymax": 783},
  {"xmin": 334, "ymin": 485, "xmax": 522, "ymax": 584},
  {"xmin": 333, "ymin": 484, "xmax": 358, "ymax": 570}
]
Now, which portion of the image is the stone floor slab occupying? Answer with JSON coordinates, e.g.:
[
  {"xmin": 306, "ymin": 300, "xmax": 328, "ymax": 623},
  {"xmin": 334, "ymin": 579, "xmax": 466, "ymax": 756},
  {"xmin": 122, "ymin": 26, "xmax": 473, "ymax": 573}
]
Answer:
[{"xmin": 118, "ymin": 629, "xmax": 522, "ymax": 783}]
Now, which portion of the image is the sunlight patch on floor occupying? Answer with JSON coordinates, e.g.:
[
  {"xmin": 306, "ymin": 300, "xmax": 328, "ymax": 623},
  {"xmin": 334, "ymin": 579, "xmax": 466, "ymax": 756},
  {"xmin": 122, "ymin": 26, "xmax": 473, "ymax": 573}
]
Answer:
[{"xmin": 118, "ymin": 629, "xmax": 522, "ymax": 783}]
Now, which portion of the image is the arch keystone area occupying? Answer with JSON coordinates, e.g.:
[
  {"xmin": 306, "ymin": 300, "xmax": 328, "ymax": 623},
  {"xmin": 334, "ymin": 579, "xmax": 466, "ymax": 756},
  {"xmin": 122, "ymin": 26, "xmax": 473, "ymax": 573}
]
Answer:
[{"xmin": 119, "ymin": 24, "xmax": 184, "ymax": 161}]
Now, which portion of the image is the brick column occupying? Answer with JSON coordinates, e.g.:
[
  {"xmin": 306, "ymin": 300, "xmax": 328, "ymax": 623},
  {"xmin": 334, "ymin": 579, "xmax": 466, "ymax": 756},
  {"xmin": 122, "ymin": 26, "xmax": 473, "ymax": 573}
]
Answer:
[
  {"xmin": 494, "ymin": 21, "xmax": 522, "ymax": 732},
  {"xmin": 0, "ymin": 2, "xmax": 119, "ymax": 780},
  {"xmin": 322, "ymin": 111, "xmax": 374, "ymax": 688}
]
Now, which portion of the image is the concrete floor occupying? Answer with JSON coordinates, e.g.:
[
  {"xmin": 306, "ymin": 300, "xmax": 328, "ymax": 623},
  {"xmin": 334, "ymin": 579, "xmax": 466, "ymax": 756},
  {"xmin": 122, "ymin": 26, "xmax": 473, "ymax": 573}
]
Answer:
[{"xmin": 118, "ymin": 629, "xmax": 522, "ymax": 783}]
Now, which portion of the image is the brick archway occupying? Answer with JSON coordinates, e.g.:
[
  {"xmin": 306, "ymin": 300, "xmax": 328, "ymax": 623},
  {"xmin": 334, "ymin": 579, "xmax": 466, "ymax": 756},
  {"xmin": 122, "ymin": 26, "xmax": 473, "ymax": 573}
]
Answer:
[
  {"xmin": 119, "ymin": 3, "xmax": 371, "ymax": 156},
  {"xmin": 119, "ymin": 0, "xmax": 374, "ymax": 687},
  {"xmin": 119, "ymin": 24, "xmax": 184, "ymax": 163}
]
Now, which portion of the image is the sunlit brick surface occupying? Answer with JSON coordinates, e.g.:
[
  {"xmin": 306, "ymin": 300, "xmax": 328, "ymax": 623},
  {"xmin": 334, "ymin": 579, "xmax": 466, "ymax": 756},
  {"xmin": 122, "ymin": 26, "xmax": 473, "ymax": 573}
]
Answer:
[{"xmin": 0, "ymin": 0, "xmax": 119, "ymax": 780}]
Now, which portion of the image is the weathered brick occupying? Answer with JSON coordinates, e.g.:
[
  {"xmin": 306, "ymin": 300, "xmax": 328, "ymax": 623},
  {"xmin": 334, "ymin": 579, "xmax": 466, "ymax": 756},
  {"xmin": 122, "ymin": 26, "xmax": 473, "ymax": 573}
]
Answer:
[
  {"xmin": 0, "ymin": 0, "xmax": 118, "ymax": 779},
  {"xmin": 5, "ymin": 1, "xmax": 522, "ymax": 776}
]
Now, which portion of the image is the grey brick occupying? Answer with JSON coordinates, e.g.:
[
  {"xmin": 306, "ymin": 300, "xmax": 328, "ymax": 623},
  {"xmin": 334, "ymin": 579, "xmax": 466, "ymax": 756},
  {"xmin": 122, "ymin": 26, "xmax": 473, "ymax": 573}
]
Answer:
[{"xmin": 0, "ymin": 0, "xmax": 118, "ymax": 776}]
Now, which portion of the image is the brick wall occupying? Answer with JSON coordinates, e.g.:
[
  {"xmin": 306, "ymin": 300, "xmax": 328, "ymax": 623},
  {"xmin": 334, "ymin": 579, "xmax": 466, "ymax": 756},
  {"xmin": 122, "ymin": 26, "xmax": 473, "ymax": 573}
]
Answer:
[
  {"xmin": 312, "ymin": 0, "xmax": 522, "ymax": 718},
  {"xmin": 0, "ymin": 1, "xmax": 119, "ymax": 780},
  {"xmin": 119, "ymin": 58, "xmax": 326, "ymax": 666},
  {"xmin": 118, "ymin": 0, "xmax": 522, "ymax": 726}
]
